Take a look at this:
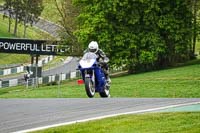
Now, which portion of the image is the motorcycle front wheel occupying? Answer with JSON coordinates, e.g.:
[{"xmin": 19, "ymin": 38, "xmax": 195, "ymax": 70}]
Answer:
[{"xmin": 85, "ymin": 77, "xmax": 95, "ymax": 98}]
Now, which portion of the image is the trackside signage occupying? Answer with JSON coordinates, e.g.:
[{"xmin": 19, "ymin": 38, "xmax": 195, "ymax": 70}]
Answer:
[{"xmin": 0, "ymin": 38, "xmax": 66, "ymax": 55}]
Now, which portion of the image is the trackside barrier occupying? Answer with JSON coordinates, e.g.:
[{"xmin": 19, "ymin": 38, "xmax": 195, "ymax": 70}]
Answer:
[
  {"xmin": 0, "ymin": 69, "xmax": 125, "ymax": 89},
  {"xmin": 0, "ymin": 71, "xmax": 81, "ymax": 88},
  {"xmin": 0, "ymin": 56, "xmax": 54, "ymax": 76}
]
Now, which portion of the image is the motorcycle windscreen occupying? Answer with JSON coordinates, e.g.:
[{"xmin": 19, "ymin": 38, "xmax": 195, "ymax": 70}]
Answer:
[
  {"xmin": 79, "ymin": 59, "xmax": 96, "ymax": 68},
  {"xmin": 79, "ymin": 52, "xmax": 97, "ymax": 68}
]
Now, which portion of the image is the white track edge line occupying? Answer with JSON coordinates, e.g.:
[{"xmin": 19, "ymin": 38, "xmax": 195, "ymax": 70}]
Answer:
[{"xmin": 14, "ymin": 101, "xmax": 200, "ymax": 133}]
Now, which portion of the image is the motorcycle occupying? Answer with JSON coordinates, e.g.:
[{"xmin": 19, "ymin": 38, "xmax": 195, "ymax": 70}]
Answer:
[{"xmin": 78, "ymin": 52, "xmax": 110, "ymax": 98}]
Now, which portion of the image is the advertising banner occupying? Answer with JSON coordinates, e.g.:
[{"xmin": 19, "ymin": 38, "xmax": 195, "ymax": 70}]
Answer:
[{"xmin": 0, "ymin": 38, "xmax": 66, "ymax": 55}]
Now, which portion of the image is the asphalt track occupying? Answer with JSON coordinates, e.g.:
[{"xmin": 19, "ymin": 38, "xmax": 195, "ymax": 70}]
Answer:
[
  {"xmin": 42, "ymin": 57, "xmax": 79, "ymax": 76},
  {"xmin": 0, "ymin": 98, "xmax": 199, "ymax": 133}
]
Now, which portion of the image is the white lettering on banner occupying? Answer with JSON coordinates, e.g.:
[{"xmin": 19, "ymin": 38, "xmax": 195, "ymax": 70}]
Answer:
[
  {"xmin": 16, "ymin": 43, "xmax": 21, "ymax": 50},
  {"xmin": 21, "ymin": 43, "xmax": 26, "ymax": 50},
  {"xmin": 0, "ymin": 41, "xmax": 61, "ymax": 53},
  {"xmin": 4, "ymin": 42, "xmax": 9, "ymax": 49},
  {"xmin": 41, "ymin": 45, "xmax": 45, "ymax": 52}
]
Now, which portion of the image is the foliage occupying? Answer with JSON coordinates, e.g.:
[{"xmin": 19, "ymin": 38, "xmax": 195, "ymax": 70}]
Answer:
[
  {"xmin": 21, "ymin": 0, "xmax": 44, "ymax": 38},
  {"xmin": 73, "ymin": 0, "xmax": 196, "ymax": 72},
  {"xmin": 2, "ymin": 0, "xmax": 44, "ymax": 37},
  {"xmin": 191, "ymin": 0, "xmax": 200, "ymax": 55},
  {"xmin": 0, "ymin": 14, "xmax": 51, "ymax": 39},
  {"xmin": 54, "ymin": 0, "xmax": 82, "ymax": 56}
]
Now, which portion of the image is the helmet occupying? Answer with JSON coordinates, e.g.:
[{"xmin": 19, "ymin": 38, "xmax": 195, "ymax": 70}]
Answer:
[{"xmin": 88, "ymin": 41, "xmax": 99, "ymax": 53}]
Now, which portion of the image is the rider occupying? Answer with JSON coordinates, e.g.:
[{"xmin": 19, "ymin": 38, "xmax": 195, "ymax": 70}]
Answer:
[{"xmin": 85, "ymin": 41, "xmax": 111, "ymax": 83}]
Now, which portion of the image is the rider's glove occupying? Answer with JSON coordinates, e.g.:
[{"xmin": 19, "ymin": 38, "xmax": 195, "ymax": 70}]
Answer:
[{"xmin": 104, "ymin": 57, "xmax": 109, "ymax": 63}]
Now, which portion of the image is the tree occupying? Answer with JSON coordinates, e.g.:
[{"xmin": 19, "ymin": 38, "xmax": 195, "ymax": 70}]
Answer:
[
  {"xmin": 2, "ymin": 0, "xmax": 13, "ymax": 33},
  {"xmin": 54, "ymin": 0, "xmax": 82, "ymax": 55},
  {"xmin": 73, "ymin": 0, "xmax": 195, "ymax": 72},
  {"xmin": 157, "ymin": 0, "xmax": 193, "ymax": 65},
  {"xmin": 12, "ymin": 0, "xmax": 23, "ymax": 36},
  {"xmin": 2, "ymin": 0, "xmax": 44, "ymax": 37},
  {"xmin": 189, "ymin": 0, "xmax": 200, "ymax": 56},
  {"xmin": 21, "ymin": 0, "xmax": 44, "ymax": 38}
]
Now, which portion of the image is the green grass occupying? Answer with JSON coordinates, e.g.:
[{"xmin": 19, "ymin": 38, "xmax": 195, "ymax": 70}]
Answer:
[
  {"xmin": 0, "ymin": 14, "xmax": 52, "ymax": 65},
  {"xmin": 1, "ymin": 60, "xmax": 200, "ymax": 98},
  {"xmin": 111, "ymin": 63, "xmax": 200, "ymax": 98},
  {"xmin": 42, "ymin": 0, "xmax": 62, "ymax": 23},
  {"xmin": 0, "ymin": 81, "xmax": 87, "ymax": 98},
  {"xmin": 42, "ymin": 56, "xmax": 66, "ymax": 70},
  {"xmin": 32, "ymin": 112, "xmax": 200, "ymax": 133},
  {"xmin": 0, "ymin": 15, "xmax": 52, "ymax": 39},
  {"xmin": 0, "ymin": 16, "xmax": 13, "ymax": 37},
  {"xmin": 0, "ymin": 53, "xmax": 30, "ymax": 65}
]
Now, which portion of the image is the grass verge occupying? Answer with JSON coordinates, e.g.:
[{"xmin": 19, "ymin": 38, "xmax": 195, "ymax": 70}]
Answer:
[
  {"xmin": 0, "ymin": 60, "xmax": 200, "ymax": 98},
  {"xmin": 32, "ymin": 112, "xmax": 200, "ymax": 133}
]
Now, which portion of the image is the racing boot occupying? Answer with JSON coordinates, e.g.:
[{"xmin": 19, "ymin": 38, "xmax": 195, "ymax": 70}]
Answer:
[
  {"xmin": 106, "ymin": 75, "xmax": 111, "ymax": 84},
  {"xmin": 107, "ymin": 77, "xmax": 111, "ymax": 84},
  {"xmin": 104, "ymin": 68, "xmax": 111, "ymax": 83}
]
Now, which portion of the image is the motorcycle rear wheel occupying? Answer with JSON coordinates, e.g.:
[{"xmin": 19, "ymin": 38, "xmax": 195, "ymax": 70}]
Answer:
[
  {"xmin": 85, "ymin": 78, "xmax": 95, "ymax": 98},
  {"xmin": 99, "ymin": 83, "xmax": 110, "ymax": 98}
]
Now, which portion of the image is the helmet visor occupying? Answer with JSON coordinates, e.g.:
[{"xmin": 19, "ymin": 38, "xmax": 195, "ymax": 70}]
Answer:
[{"xmin": 89, "ymin": 48, "xmax": 97, "ymax": 53}]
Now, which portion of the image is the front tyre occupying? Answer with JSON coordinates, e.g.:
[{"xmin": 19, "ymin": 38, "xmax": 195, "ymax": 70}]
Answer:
[
  {"xmin": 85, "ymin": 78, "xmax": 95, "ymax": 98},
  {"xmin": 99, "ymin": 83, "xmax": 110, "ymax": 98}
]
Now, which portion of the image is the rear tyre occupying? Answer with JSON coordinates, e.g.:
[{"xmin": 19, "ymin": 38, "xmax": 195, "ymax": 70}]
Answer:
[
  {"xmin": 99, "ymin": 83, "xmax": 110, "ymax": 98},
  {"xmin": 85, "ymin": 78, "xmax": 95, "ymax": 98}
]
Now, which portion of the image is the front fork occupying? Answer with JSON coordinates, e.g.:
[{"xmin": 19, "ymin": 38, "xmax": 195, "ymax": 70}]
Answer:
[{"xmin": 84, "ymin": 69, "xmax": 95, "ymax": 85}]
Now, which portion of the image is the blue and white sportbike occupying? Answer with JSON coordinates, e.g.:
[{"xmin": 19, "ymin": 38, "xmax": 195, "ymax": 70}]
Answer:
[{"xmin": 78, "ymin": 52, "xmax": 110, "ymax": 98}]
